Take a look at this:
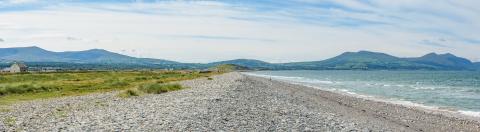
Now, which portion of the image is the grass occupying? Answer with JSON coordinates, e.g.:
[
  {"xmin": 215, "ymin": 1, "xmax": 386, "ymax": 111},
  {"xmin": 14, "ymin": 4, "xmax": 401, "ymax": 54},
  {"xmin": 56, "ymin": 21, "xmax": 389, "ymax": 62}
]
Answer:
[
  {"xmin": 4, "ymin": 116, "xmax": 16, "ymax": 127},
  {"xmin": 0, "ymin": 70, "xmax": 218, "ymax": 105},
  {"xmin": 139, "ymin": 83, "xmax": 183, "ymax": 94},
  {"xmin": 0, "ymin": 107, "xmax": 10, "ymax": 112},
  {"xmin": 54, "ymin": 107, "xmax": 68, "ymax": 118},
  {"xmin": 118, "ymin": 89, "xmax": 141, "ymax": 98},
  {"xmin": 210, "ymin": 64, "xmax": 249, "ymax": 72}
]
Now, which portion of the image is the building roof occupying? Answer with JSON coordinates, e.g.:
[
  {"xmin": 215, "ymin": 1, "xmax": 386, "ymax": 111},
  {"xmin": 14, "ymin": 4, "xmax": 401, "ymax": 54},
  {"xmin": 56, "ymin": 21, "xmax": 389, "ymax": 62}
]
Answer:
[{"xmin": 12, "ymin": 62, "xmax": 27, "ymax": 68}]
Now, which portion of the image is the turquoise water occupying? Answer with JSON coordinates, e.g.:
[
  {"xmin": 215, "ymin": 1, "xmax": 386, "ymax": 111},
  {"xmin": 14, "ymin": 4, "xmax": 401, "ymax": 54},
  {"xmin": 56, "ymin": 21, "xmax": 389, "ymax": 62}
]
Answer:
[{"xmin": 247, "ymin": 70, "xmax": 480, "ymax": 117}]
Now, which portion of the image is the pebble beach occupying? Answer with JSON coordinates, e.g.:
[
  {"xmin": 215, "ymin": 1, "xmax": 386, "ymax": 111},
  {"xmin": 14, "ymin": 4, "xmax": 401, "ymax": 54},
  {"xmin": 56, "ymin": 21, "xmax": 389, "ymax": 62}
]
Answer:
[{"xmin": 1, "ymin": 72, "xmax": 479, "ymax": 131}]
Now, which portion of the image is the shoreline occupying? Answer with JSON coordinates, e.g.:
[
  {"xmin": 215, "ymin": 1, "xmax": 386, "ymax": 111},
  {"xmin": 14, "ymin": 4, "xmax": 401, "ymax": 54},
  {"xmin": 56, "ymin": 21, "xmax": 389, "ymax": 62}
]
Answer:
[
  {"xmin": 244, "ymin": 72, "xmax": 480, "ymax": 121},
  {"xmin": 243, "ymin": 73, "xmax": 480, "ymax": 131},
  {"xmin": 1, "ymin": 72, "xmax": 479, "ymax": 131}
]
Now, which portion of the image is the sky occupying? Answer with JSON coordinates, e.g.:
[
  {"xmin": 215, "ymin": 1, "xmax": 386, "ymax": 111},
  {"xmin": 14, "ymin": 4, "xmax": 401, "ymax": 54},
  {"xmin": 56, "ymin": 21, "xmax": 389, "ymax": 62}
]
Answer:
[{"xmin": 0, "ymin": 0, "xmax": 479, "ymax": 63}]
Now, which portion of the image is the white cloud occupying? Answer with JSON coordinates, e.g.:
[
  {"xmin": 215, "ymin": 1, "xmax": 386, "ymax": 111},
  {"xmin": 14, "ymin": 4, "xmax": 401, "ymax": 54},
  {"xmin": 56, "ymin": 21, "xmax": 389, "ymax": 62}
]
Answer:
[
  {"xmin": 8, "ymin": 0, "xmax": 37, "ymax": 4},
  {"xmin": 0, "ymin": 0, "xmax": 38, "ymax": 5},
  {"xmin": 0, "ymin": 1, "xmax": 479, "ymax": 63}
]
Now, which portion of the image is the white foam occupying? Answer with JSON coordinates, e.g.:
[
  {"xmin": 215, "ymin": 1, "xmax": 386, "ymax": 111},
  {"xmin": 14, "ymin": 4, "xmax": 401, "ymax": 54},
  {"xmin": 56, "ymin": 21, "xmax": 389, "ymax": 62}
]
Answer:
[
  {"xmin": 385, "ymin": 99, "xmax": 439, "ymax": 110},
  {"xmin": 339, "ymin": 89, "xmax": 349, "ymax": 92},
  {"xmin": 245, "ymin": 73, "xmax": 334, "ymax": 85},
  {"xmin": 459, "ymin": 110, "xmax": 480, "ymax": 117},
  {"xmin": 413, "ymin": 86, "xmax": 436, "ymax": 90},
  {"xmin": 316, "ymin": 80, "xmax": 334, "ymax": 84},
  {"xmin": 244, "ymin": 72, "xmax": 480, "ymax": 118}
]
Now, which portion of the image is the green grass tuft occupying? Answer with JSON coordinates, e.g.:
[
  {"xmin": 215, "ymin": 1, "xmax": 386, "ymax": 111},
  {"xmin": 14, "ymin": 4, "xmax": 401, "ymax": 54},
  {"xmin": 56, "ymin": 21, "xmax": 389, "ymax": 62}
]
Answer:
[
  {"xmin": 4, "ymin": 116, "xmax": 16, "ymax": 127},
  {"xmin": 118, "ymin": 89, "xmax": 141, "ymax": 98},
  {"xmin": 139, "ymin": 83, "xmax": 183, "ymax": 94},
  {"xmin": 0, "ymin": 108, "xmax": 10, "ymax": 112},
  {"xmin": 0, "ymin": 84, "xmax": 60, "ymax": 95}
]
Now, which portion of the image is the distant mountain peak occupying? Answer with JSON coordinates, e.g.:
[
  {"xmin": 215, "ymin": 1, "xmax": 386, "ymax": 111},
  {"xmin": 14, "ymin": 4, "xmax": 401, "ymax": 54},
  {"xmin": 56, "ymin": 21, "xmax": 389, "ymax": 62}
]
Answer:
[
  {"xmin": 26, "ymin": 46, "xmax": 40, "ymax": 48},
  {"xmin": 10, "ymin": 46, "xmax": 42, "ymax": 50},
  {"xmin": 442, "ymin": 53, "xmax": 455, "ymax": 57},
  {"xmin": 412, "ymin": 52, "xmax": 472, "ymax": 69},
  {"xmin": 342, "ymin": 50, "xmax": 388, "ymax": 55},
  {"xmin": 335, "ymin": 50, "xmax": 397, "ymax": 59},
  {"xmin": 208, "ymin": 58, "xmax": 275, "ymax": 69},
  {"xmin": 424, "ymin": 52, "xmax": 438, "ymax": 56},
  {"xmin": 86, "ymin": 48, "xmax": 108, "ymax": 52},
  {"xmin": 82, "ymin": 48, "xmax": 113, "ymax": 54},
  {"xmin": 423, "ymin": 52, "xmax": 459, "ymax": 58},
  {"xmin": 357, "ymin": 50, "xmax": 376, "ymax": 53}
]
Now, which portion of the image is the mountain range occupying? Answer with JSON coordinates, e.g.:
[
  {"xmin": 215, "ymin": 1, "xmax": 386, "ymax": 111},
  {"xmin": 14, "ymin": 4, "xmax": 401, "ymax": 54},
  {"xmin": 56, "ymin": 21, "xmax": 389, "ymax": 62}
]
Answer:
[
  {"xmin": 0, "ymin": 46, "xmax": 478, "ymax": 70},
  {"xmin": 0, "ymin": 46, "xmax": 177, "ymax": 65}
]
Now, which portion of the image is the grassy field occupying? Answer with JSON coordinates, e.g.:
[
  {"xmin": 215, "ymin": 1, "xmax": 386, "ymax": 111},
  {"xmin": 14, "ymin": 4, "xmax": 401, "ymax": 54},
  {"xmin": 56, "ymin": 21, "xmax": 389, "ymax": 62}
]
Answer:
[{"xmin": 0, "ymin": 70, "xmax": 216, "ymax": 105}]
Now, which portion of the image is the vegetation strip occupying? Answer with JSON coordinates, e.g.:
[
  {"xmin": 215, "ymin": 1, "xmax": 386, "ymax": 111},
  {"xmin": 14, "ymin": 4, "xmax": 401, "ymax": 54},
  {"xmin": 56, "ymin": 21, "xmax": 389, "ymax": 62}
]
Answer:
[{"xmin": 0, "ymin": 70, "xmax": 218, "ymax": 105}]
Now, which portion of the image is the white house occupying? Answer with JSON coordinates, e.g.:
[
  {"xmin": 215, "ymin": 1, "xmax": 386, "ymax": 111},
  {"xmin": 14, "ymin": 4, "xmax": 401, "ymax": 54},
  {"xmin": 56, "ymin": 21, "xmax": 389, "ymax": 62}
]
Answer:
[{"xmin": 10, "ymin": 62, "xmax": 27, "ymax": 73}]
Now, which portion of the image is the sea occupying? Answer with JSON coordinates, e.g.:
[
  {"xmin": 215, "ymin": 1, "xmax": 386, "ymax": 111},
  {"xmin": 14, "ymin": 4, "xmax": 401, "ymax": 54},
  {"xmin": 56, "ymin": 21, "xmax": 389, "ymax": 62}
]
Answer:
[{"xmin": 246, "ymin": 70, "xmax": 480, "ymax": 117}]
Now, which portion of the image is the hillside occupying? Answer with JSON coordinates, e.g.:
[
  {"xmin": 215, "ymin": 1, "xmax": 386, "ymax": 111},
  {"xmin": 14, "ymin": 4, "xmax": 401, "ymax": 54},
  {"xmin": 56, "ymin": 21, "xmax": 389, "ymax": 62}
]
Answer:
[
  {"xmin": 209, "ymin": 64, "xmax": 250, "ymax": 72},
  {"xmin": 407, "ymin": 53, "xmax": 473, "ymax": 70},
  {"xmin": 208, "ymin": 59, "xmax": 279, "ymax": 70},
  {"xmin": 0, "ymin": 46, "xmax": 177, "ymax": 65},
  {"xmin": 283, "ymin": 51, "xmax": 436, "ymax": 70},
  {"xmin": 473, "ymin": 62, "xmax": 480, "ymax": 69}
]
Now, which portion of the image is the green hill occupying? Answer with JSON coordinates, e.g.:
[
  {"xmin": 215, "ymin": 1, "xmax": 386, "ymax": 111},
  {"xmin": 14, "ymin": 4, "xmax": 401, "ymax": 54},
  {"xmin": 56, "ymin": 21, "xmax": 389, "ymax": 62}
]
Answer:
[
  {"xmin": 283, "ymin": 51, "xmax": 436, "ymax": 70},
  {"xmin": 407, "ymin": 53, "xmax": 473, "ymax": 70},
  {"xmin": 208, "ymin": 59, "xmax": 278, "ymax": 70},
  {"xmin": 209, "ymin": 64, "xmax": 250, "ymax": 72},
  {"xmin": 0, "ymin": 46, "xmax": 177, "ymax": 65}
]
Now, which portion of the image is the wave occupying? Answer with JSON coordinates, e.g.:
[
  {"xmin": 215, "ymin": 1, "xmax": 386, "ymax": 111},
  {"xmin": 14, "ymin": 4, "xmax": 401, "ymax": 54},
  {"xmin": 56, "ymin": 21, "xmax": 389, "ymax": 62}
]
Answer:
[
  {"xmin": 459, "ymin": 110, "xmax": 480, "ymax": 117},
  {"xmin": 464, "ymin": 89, "xmax": 480, "ymax": 94},
  {"xmin": 413, "ymin": 86, "xmax": 436, "ymax": 90},
  {"xmin": 244, "ymin": 73, "xmax": 335, "ymax": 84},
  {"xmin": 245, "ymin": 72, "xmax": 480, "ymax": 118}
]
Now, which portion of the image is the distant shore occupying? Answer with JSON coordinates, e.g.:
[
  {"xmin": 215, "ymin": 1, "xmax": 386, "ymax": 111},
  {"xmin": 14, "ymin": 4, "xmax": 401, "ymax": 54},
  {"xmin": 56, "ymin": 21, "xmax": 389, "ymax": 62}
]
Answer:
[{"xmin": 1, "ymin": 72, "xmax": 479, "ymax": 131}]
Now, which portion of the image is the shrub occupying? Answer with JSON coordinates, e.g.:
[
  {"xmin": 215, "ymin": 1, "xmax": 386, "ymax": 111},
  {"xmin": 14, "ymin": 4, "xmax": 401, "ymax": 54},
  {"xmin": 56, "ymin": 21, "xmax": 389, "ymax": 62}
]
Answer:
[
  {"xmin": 127, "ymin": 89, "xmax": 139, "ymax": 96},
  {"xmin": 0, "ymin": 84, "xmax": 61, "ymax": 96},
  {"xmin": 207, "ymin": 78, "xmax": 213, "ymax": 80},
  {"xmin": 109, "ymin": 81, "xmax": 129, "ymax": 87},
  {"xmin": 105, "ymin": 79, "xmax": 130, "ymax": 87},
  {"xmin": 139, "ymin": 83, "xmax": 183, "ymax": 94},
  {"xmin": 163, "ymin": 71, "xmax": 180, "ymax": 74},
  {"xmin": 118, "ymin": 89, "xmax": 140, "ymax": 98},
  {"xmin": 0, "ymin": 89, "xmax": 6, "ymax": 96},
  {"xmin": 134, "ymin": 77, "xmax": 148, "ymax": 81}
]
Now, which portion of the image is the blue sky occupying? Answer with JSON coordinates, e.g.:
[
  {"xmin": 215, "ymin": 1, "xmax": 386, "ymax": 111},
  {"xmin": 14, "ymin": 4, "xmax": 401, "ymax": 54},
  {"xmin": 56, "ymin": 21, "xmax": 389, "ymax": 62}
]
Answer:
[{"xmin": 0, "ymin": 0, "xmax": 479, "ymax": 62}]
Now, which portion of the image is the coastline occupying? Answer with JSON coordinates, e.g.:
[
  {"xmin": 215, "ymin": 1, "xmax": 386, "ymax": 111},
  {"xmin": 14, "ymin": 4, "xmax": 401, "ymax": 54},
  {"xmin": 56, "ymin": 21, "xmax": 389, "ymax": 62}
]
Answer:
[
  {"xmin": 1, "ymin": 72, "xmax": 479, "ymax": 131},
  {"xmin": 243, "ymin": 73, "xmax": 480, "ymax": 131},
  {"xmin": 245, "ymin": 72, "xmax": 480, "ymax": 120}
]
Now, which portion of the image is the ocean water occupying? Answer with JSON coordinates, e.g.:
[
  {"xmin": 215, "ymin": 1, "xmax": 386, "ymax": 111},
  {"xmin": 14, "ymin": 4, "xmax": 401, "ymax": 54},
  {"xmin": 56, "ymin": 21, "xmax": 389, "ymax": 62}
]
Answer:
[{"xmin": 246, "ymin": 70, "xmax": 480, "ymax": 117}]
